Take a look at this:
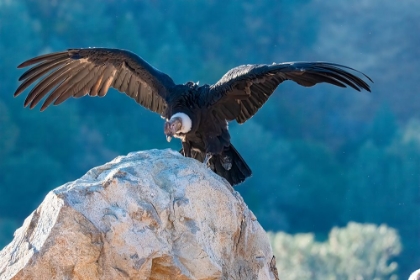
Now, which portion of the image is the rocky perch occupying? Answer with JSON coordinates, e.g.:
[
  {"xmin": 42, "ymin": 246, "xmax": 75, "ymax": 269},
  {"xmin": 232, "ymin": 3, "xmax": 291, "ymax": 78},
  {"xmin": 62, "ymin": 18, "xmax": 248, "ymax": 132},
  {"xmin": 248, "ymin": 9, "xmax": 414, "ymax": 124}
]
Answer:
[
  {"xmin": 410, "ymin": 269, "xmax": 420, "ymax": 280},
  {"xmin": 0, "ymin": 149, "xmax": 279, "ymax": 280}
]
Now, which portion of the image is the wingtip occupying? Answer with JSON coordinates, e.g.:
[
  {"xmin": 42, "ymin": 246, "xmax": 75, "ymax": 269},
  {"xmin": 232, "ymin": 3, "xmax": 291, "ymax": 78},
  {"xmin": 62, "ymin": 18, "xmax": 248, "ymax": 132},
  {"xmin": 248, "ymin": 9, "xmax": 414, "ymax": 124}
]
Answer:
[
  {"xmin": 40, "ymin": 102, "xmax": 50, "ymax": 112},
  {"xmin": 18, "ymin": 73, "xmax": 27, "ymax": 81},
  {"xmin": 17, "ymin": 60, "xmax": 35, "ymax": 69},
  {"xmin": 29, "ymin": 102, "xmax": 37, "ymax": 110},
  {"xmin": 355, "ymin": 84, "xmax": 371, "ymax": 93},
  {"xmin": 360, "ymin": 84, "xmax": 371, "ymax": 93},
  {"xmin": 16, "ymin": 51, "xmax": 70, "ymax": 69},
  {"xmin": 23, "ymin": 97, "xmax": 31, "ymax": 107},
  {"xmin": 362, "ymin": 79, "xmax": 372, "ymax": 92},
  {"xmin": 13, "ymin": 90, "xmax": 21, "ymax": 97},
  {"xmin": 17, "ymin": 57, "xmax": 38, "ymax": 69},
  {"xmin": 13, "ymin": 85, "xmax": 27, "ymax": 97}
]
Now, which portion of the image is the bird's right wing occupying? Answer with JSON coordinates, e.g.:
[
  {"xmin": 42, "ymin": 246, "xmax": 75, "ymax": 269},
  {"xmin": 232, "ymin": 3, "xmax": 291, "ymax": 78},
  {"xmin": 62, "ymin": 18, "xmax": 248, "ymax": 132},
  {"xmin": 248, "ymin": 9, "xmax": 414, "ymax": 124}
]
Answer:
[
  {"xmin": 206, "ymin": 62, "xmax": 372, "ymax": 123},
  {"xmin": 14, "ymin": 48, "xmax": 176, "ymax": 115}
]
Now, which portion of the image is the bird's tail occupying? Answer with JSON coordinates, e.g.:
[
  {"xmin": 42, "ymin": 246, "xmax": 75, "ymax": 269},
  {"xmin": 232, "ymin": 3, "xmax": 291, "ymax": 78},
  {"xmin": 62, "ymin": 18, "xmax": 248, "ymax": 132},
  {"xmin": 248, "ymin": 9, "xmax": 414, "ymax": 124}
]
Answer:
[
  {"xmin": 213, "ymin": 144, "xmax": 252, "ymax": 186},
  {"xmin": 186, "ymin": 144, "xmax": 252, "ymax": 186}
]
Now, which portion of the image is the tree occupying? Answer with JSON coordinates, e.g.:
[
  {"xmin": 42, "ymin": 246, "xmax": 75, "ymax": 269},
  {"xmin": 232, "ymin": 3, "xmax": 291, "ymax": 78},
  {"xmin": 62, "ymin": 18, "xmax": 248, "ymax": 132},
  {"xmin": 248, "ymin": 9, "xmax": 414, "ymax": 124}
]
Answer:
[
  {"xmin": 343, "ymin": 119, "xmax": 420, "ymax": 278},
  {"xmin": 269, "ymin": 223, "xmax": 401, "ymax": 280}
]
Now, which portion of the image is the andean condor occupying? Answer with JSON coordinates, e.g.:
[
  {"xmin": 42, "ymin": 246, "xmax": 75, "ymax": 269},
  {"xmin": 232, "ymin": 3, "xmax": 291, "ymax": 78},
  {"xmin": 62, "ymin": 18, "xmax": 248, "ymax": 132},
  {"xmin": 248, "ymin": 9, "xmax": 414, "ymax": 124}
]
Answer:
[{"xmin": 14, "ymin": 48, "xmax": 372, "ymax": 186}]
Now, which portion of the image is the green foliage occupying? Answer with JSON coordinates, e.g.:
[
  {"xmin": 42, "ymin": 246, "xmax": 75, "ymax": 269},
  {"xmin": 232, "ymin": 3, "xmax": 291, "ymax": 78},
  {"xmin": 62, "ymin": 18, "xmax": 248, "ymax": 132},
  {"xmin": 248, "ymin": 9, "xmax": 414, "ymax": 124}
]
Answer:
[
  {"xmin": 343, "ymin": 119, "xmax": 420, "ymax": 275},
  {"xmin": 269, "ymin": 223, "xmax": 401, "ymax": 280}
]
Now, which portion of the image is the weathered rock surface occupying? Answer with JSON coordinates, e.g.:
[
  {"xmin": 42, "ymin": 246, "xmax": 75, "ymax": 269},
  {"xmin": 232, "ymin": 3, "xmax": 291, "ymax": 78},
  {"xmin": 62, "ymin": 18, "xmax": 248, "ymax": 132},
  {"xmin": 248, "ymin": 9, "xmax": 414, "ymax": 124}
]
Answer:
[
  {"xmin": 0, "ymin": 149, "xmax": 278, "ymax": 280},
  {"xmin": 409, "ymin": 269, "xmax": 420, "ymax": 280}
]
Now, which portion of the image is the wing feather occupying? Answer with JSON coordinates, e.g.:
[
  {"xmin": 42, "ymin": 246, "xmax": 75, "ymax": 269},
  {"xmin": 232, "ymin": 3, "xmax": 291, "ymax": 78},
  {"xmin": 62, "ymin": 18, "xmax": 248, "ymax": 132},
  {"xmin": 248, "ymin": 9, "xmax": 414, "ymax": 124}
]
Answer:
[
  {"xmin": 15, "ymin": 60, "xmax": 70, "ymax": 97},
  {"xmin": 119, "ymin": 69, "xmax": 132, "ymax": 93},
  {"xmin": 39, "ymin": 64, "xmax": 89, "ymax": 110},
  {"xmin": 103, "ymin": 72, "xmax": 117, "ymax": 95},
  {"xmin": 15, "ymin": 48, "xmax": 176, "ymax": 114},
  {"xmin": 89, "ymin": 66, "xmax": 106, "ymax": 97},
  {"xmin": 127, "ymin": 74, "xmax": 138, "ymax": 99},
  {"xmin": 19, "ymin": 57, "xmax": 69, "ymax": 82},
  {"xmin": 136, "ymin": 82, "xmax": 144, "ymax": 105},
  {"xmin": 54, "ymin": 65, "xmax": 94, "ymax": 105},
  {"xmin": 27, "ymin": 62, "xmax": 84, "ymax": 108},
  {"xmin": 208, "ymin": 62, "xmax": 372, "ymax": 123},
  {"xmin": 112, "ymin": 68, "xmax": 127, "ymax": 89},
  {"xmin": 17, "ymin": 52, "xmax": 70, "ymax": 68},
  {"xmin": 72, "ymin": 69, "xmax": 98, "ymax": 98},
  {"xmin": 98, "ymin": 67, "xmax": 117, "ymax": 97}
]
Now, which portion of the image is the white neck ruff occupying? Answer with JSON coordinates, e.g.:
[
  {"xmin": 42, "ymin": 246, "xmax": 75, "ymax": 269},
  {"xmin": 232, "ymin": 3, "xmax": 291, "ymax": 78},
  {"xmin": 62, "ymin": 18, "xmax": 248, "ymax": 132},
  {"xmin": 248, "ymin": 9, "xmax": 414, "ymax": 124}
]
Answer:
[{"xmin": 171, "ymin": 112, "xmax": 192, "ymax": 133}]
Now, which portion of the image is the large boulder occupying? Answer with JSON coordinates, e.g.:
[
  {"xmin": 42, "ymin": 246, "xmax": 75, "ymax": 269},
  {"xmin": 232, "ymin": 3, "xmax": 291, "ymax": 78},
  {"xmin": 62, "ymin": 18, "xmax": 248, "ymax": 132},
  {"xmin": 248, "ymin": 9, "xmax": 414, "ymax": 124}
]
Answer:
[
  {"xmin": 410, "ymin": 269, "xmax": 420, "ymax": 280},
  {"xmin": 0, "ymin": 149, "xmax": 279, "ymax": 280}
]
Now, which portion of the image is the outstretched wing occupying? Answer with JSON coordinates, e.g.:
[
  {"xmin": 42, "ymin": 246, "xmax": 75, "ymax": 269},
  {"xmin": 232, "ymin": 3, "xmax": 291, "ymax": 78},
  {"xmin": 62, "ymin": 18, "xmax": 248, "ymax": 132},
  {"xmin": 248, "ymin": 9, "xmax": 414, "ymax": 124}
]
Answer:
[
  {"xmin": 207, "ymin": 62, "xmax": 372, "ymax": 123},
  {"xmin": 14, "ymin": 48, "xmax": 176, "ymax": 114}
]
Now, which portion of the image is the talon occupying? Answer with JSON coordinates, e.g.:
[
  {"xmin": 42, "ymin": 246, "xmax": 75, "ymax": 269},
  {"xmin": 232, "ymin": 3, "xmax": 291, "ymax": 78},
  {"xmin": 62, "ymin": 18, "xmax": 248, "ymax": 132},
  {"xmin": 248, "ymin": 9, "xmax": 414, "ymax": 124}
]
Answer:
[{"xmin": 221, "ymin": 156, "xmax": 232, "ymax": 170}]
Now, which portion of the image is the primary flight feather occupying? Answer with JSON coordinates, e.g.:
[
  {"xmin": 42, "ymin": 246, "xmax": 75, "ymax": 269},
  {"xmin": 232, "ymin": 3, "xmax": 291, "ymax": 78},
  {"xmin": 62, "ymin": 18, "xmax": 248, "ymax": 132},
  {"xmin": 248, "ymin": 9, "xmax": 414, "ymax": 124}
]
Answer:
[{"xmin": 14, "ymin": 47, "xmax": 372, "ymax": 186}]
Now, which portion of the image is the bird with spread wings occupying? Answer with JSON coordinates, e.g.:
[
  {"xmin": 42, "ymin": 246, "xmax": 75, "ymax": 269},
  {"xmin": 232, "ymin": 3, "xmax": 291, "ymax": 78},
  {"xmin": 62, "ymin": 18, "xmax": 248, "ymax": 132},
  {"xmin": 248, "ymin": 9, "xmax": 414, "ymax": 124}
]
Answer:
[{"xmin": 14, "ymin": 48, "xmax": 372, "ymax": 186}]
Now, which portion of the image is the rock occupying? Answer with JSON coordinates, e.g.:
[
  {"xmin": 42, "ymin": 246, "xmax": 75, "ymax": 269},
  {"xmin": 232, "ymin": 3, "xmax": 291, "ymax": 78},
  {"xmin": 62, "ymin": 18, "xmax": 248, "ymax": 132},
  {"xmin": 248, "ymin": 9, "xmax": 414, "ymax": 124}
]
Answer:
[
  {"xmin": 0, "ymin": 149, "xmax": 279, "ymax": 280},
  {"xmin": 409, "ymin": 269, "xmax": 420, "ymax": 280}
]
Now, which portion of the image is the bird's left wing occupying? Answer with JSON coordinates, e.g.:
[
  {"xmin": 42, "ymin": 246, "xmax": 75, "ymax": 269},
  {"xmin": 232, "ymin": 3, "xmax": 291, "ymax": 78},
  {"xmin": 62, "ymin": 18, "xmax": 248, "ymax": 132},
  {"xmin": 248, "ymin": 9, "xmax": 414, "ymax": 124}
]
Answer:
[
  {"xmin": 206, "ymin": 62, "xmax": 372, "ymax": 123},
  {"xmin": 14, "ymin": 48, "xmax": 176, "ymax": 115}
]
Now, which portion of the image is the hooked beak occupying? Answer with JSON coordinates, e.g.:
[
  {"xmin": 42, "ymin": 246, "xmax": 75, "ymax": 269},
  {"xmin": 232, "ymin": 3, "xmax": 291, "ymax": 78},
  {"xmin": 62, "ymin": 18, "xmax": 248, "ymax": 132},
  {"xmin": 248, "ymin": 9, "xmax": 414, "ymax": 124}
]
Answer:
[
  {"xmin": 164, "ymin": 121, "xmax": 173, "ymax": 142},
  {"xmin": 164, "ymin": 117, "xmax": 182, "ymax": 143}
]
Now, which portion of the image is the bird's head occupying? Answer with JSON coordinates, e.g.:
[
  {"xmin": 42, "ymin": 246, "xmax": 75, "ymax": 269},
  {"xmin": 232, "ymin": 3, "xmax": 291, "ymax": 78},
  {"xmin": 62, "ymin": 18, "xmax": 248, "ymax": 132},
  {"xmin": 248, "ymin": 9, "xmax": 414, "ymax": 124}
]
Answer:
[
  {"xmin": 164, "ymin": 117, "xmax": 182, "ymax": 142},
  {"xmin": 164, "ymin": 112, "xmax": 192, "ymax": 142}
]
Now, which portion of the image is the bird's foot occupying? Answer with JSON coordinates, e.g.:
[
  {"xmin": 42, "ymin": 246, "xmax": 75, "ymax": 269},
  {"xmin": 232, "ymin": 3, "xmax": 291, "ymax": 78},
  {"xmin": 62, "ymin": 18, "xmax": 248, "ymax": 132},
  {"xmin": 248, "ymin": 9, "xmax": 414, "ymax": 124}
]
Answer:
[
  {"xmin": 221, "ymin": 155, "xmax": 232, "ymax": 170},
  {"xmin": 204, "ymin": 153, "xmax": 213, "ymax": 168}
]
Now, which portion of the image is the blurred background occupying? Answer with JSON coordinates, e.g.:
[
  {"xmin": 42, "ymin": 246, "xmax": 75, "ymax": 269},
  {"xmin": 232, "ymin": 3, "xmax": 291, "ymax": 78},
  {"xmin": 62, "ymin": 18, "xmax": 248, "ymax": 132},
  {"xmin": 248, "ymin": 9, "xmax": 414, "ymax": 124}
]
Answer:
[{"xmin": 0, "ymin": 0, "xmax": 418, "ymax": 279}]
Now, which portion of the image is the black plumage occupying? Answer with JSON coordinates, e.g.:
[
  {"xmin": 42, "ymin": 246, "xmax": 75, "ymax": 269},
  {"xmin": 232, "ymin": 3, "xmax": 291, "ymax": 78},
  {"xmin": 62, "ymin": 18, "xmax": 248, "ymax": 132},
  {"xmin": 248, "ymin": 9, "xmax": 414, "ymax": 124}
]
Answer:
[{"xmin": 14, "ymin": 48, "xmax": 372, "ymax": 186}]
